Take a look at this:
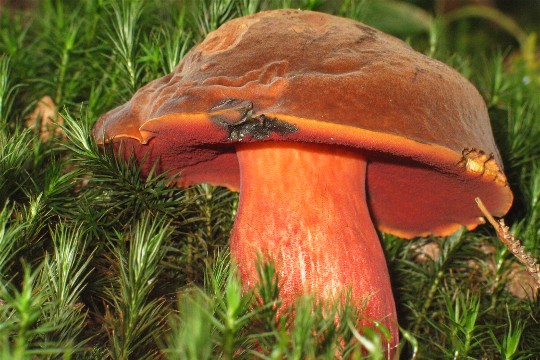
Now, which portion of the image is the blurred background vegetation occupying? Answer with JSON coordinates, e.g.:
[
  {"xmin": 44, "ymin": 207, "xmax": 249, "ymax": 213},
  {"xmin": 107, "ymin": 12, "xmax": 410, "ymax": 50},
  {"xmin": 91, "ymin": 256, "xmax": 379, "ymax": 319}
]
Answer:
[{"xmin": 0, "ymin": 0, "xmax": 539, "ymax": 358}]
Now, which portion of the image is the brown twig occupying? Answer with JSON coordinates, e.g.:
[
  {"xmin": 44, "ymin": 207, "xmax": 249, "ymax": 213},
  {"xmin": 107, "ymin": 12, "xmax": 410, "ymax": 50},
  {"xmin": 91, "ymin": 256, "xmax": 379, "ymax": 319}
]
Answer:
[{"xmin": 475, "ymin": 197, "xmax": 540, "ymax": 290}]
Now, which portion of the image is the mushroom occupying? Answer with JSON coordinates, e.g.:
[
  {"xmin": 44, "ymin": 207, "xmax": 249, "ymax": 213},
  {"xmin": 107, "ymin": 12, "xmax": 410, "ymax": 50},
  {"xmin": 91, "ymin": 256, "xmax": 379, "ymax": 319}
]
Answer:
[{"xmin": 93, "ymin": 9, "xmax": 513, "ymax": 350}]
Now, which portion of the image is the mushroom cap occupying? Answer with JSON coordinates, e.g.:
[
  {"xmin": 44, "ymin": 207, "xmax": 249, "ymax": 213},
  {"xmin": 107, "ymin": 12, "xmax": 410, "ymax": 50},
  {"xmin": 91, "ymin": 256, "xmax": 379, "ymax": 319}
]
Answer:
[{"xmin": 93, "ymin": 9, "xmax": 513, "ymax": 239}]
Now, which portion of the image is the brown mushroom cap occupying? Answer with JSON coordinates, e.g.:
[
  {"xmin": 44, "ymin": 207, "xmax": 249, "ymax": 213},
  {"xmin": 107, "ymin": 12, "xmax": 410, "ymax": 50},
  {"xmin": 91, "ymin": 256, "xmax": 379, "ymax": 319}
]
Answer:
[{"xmin": 93, "ymin": 9, "xmax": 513, "ymax": 239}]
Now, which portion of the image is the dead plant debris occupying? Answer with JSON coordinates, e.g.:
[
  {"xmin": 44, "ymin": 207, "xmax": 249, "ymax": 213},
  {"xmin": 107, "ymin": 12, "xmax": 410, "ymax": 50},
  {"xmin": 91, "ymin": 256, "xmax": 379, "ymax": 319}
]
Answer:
[{"xmin": 476, "ymin": 197, "xmax": 540, "ymax": 294}]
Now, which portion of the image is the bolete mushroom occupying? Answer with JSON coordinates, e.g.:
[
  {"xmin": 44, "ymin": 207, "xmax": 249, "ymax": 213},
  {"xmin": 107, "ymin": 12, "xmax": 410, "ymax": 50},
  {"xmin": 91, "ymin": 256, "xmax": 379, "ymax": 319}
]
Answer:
[{"xmin": 93, "ymin": 9, "xmax": 513, "ymax": 350}]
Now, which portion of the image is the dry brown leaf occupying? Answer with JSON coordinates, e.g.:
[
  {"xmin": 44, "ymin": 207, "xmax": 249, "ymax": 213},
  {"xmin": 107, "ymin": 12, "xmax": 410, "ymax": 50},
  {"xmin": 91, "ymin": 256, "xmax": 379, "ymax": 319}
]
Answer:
[
  {"xmin": 506, "ymin": 262, "xmax": 539, "ymax": 299},
  {"xmin": 412, "ymin": 241, "xmax": 441, "ymax": 263},
  {"xmin": 25, "ymin": 96, "xmax": 65, "ymax": 141}
]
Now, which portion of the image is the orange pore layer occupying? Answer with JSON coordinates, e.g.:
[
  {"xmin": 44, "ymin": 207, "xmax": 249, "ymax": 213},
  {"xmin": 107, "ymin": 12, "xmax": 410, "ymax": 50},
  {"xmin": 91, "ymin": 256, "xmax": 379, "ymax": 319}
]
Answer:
[{"xmin": 230, "ymin": 141, "xmax": 398, "ymax": 347}]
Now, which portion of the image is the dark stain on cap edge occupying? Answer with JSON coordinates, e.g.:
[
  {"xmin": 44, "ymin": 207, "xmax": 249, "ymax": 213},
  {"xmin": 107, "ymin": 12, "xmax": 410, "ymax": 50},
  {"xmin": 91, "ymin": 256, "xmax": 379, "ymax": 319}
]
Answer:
[{"xmin": 210, "ymin": 98, "xmax": 298, "ymax": 141}]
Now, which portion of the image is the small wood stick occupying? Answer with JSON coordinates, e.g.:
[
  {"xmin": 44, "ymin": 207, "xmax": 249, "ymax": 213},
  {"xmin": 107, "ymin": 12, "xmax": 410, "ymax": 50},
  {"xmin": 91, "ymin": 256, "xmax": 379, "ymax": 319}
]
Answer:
[
  {"xmin": 475, "ymin": 197, "xmax": 540, "ymax": 290},
  {"xmin": 475, "ymin": 197, "xmax": 502, "ymax": 230}
]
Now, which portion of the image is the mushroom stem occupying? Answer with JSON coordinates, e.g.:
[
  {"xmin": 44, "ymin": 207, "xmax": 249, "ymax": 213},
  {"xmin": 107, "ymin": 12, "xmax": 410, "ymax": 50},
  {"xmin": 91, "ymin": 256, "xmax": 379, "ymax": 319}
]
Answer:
[{"xmin": 230, "ymin": 141, "xmax": 398, "ymax": 348}]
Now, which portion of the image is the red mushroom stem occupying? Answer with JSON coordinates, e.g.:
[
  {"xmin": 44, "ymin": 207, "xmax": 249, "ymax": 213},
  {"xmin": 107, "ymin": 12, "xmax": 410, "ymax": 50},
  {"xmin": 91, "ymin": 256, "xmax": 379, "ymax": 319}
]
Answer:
[{"xmin": 230, "ymin": 141, "xmax": 398, "ymax": 347}]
